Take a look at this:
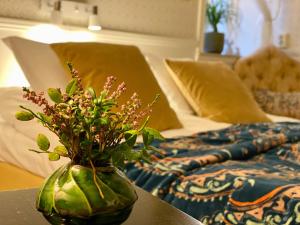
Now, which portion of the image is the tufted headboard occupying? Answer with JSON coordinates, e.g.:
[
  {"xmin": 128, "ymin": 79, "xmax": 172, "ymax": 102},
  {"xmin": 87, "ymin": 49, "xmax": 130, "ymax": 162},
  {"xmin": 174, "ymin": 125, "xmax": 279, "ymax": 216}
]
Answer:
[{"xmin": 234, "ymin": 45, "xmax": 300, "ymax": 92}]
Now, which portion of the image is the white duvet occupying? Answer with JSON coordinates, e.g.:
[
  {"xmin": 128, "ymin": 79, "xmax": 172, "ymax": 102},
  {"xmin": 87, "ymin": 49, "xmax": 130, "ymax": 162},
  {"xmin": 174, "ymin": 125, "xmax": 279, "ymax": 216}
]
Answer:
[{"xmin": 0, "ymin": 87, "xmax": 299, "ymax": 177}]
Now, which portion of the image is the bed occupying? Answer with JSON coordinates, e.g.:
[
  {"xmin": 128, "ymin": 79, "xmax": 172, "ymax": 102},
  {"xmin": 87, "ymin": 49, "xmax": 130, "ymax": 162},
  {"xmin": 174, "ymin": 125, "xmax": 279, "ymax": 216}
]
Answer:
[{"xmin": 1, "ymin": 18, "xmax": 300, "ymax": 225}]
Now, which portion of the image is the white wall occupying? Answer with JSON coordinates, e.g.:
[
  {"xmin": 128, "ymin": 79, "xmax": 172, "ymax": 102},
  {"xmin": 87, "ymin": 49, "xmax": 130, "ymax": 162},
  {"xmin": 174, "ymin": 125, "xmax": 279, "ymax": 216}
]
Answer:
[
  {"xmin": 0, "ymin": 0, "xmax": 199, "ymax": 38},
  {"xmin": 235, "ymin": 0, "xmax": 300, "ymax": 57},
  {"xmin": 271, "ymin": 0, "xmax": 300, "ymax": 58}
]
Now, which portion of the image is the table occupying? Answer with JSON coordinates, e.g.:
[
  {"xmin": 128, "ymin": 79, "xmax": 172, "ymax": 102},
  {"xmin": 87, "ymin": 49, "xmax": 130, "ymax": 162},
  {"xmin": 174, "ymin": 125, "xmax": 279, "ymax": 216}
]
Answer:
[
  {"xmin": 0, "ymin": 187, "xmax": 203, "ymax": 225},
  {"xmin": 197, "ymin": 52, "xmax": 239, "ymax": 67}
]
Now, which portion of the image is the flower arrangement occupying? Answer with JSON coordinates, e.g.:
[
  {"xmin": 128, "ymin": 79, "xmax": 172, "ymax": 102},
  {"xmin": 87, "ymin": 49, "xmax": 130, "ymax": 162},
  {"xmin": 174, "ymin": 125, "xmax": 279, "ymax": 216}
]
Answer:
[{"xmin": 15, "ymin": 63, "xmax": 164, "ymax": 169}]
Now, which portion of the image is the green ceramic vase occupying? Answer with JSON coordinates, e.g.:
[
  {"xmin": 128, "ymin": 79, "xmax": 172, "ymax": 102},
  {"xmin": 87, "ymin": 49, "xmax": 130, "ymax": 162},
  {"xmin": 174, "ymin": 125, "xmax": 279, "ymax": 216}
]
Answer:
[{"xmin": 36, "ymin": 163, "xmax": 138, "ymax": 225}]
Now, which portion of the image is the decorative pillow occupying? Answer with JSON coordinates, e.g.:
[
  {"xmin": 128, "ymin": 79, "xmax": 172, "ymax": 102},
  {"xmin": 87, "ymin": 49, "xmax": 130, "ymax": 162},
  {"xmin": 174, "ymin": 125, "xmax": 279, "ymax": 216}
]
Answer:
[
  {"xmin": 51, "ymin": 42, "xmax": 182, "ymax": 131},
  {"xmin": 165, "ymin": 59, "xmax": 271, "ymax": 123},
  {"xmin": 2, "ymin": 36, "xmax": 69, "ymax": 91},
  {"xmin": 254, "ymin": 89, "xmax": 300, "ymax": 119},
  {"xmin": 144, "ymin": 53, "xmax": 194, "ymax": 115}
]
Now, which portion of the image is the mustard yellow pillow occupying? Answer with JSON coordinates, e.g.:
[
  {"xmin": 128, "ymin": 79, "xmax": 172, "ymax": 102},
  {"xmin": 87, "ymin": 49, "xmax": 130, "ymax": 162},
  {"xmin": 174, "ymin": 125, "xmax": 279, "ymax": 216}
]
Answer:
[
  {"xmin": 51, "ymin": 42, "xmax": 182, "ymax": 131},
  {"xmin": 165, "ymin": 59, "xmax": 271, "ymax": 123}
]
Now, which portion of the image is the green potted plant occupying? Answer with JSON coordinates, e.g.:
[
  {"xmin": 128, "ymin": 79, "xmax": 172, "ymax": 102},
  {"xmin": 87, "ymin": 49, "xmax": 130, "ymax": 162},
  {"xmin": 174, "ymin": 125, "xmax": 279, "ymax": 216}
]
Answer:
[
  {"xmin": 204, "ymin": 0, "xmax": 227, "ymax": 54},
  {"xmin": 15, "ymin": 64, "xmax": 163, "ymax": 225}
]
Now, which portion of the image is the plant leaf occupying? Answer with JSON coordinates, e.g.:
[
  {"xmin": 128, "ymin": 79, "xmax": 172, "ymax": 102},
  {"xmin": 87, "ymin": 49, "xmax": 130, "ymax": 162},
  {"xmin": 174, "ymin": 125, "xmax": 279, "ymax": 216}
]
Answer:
[
  {"xmin": 87, "ymin": 87, "xmax": 96, "ymax": 99},
  {"xmin": 124, "ymin": 130, "xmax": 138, "ymax": 147},
  {"xmin": 48, "ymin": 152, "xmax": 60, "ymax": 161},
  {"xmin": 142, "ymin": 131, "xmax": 148, "ymax": 146},
  {"xmin": 99, "ymin": 118, "xmax": 109, "ymax": 125},
  {"xmin": 47, "ymin": 88, "xmax": 62, "ymax": 103},
  {"xmin": 37, "ymin": 112, "xmax": 52, "ymax": 124},
  {"xmin": 142, "ymin": 132, "xmax": 154, "ymax": 147},
  {"xmin": 111, "ymin": 151, "xmax": 125, "ymax": 169},
  {"xmin": 127, "ymin": 151, "xmax": 141, "ymax": 161},
  {"xmin": 66, "ymin": 79, "xmax": 78, "ymax": 96},
  {"xmin": 37, "ymin": 133, "xmax": 50, "ymax": 151},
  {"xmin": 53, "ymin": 145, "xmax": 68, "ymax": 157},
  {"xmin": 15, "ymin": 111, "xmax": 34, "ymax": 121},
  {"xmin": 144, "ymin": 127, "xmax": 164, "ymax": 140},
  {"xmin": 80, "ymin": 140, "xmax": 92, "ymax": 149}
]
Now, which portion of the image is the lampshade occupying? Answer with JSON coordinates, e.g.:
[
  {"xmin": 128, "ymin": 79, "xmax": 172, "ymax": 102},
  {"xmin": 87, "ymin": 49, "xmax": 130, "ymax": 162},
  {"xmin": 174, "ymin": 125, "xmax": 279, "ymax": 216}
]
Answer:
[{"xmin": 88, "ymin": 6, "xmax": 101, "ymax": 31}]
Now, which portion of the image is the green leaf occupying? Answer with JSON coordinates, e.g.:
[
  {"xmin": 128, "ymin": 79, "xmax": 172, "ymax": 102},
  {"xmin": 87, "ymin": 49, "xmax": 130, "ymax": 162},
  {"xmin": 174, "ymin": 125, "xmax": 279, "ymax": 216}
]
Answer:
[
  {"xmin": 144, "ymin": 127, "xmax": 164, "ymax": 141},
  {"xmin": 87, "ymin": 87, "xmax": 96, "ymax": 99},
  {"xmin": 142, "ymin": 131, "xmax": 154, "ymax": 147},
  {"xmin": 142, "ymin": 131, "xmax": 149, "ymax": 147},
  {"xmin": 66, "ymin": 79, "xmax": 78, "ymax": 96},
  {"xmin": 80, "ymin": 140, "xmax": 92, "ymax": 149},
  {"xmin": 48, "ymin": 152, "xmax": 60, "ymax": 161},
  {"xmin": 47, "ymin": 88, "xmax": 62, "ymax": 103},
  {"xmin": 142, "ymin": 127, "xmax": 164, "ymax": 147},
  {"xmin": 111, "ymin": 151, "xmax": 125, "ymax": 169},
  {"xmin": 99, "ymin": 118, "xmax": 109, "ymax": 125},
  {"xmin": 53, "ymin": 145, "xmax": 68, "ymax": 157},
  {"xmin": 124, "ymin": 130, "xmax": 138, "ymax": 147},
  {"xmin": 117, "ymin": 143, "xmax": 132, "ymax": 154},
  {"xmin": 36, "ymin": 133, "xmax": 50, "ymax": 151},
  {"xmin": 122, "ymin": 124, "xmax": 131, "ymax": 131},
  {"xmin": 59, "ymin": 134, "xmax": 71, "ymax": 149},
  {"xmin": 37, "ymin": 113, "xmax": 52, "ymax": 124},
  {"xmin": 15, "ymin": 111, "xmax": 34, "ymax": 121},
  {"xmin": 128, "ymin": 151, "xmax": 141, "ymax": 161},
  {"xmin": 111, "ymin": 143, "xmax": 134, "ymax": 169}
]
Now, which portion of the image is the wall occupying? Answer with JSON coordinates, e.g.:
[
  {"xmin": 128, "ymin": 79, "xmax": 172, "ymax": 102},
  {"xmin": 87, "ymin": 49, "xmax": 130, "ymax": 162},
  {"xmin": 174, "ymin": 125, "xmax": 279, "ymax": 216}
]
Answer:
[
  {"xmin": 234, "ymin": 0, "xmax": 268, "ymax": 56},
  {"xmin": 0, "ymin": 0, "xmax": 199, "ymax": 38},
  {"xmin": 271, "ymin": 0, "xmax": 300, "ymax": 58},
  {"xmin": 234, "ymin": 0, "xmax": 300, "ymax": 57}
]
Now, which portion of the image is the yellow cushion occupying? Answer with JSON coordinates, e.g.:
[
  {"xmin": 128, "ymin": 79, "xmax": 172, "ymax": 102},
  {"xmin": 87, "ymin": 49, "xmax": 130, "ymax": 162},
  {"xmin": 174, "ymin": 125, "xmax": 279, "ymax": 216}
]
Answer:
[
  {"xmin": 51, "ymin": 42, "xmax": 182, "ymax": 131},
  {"xmin": 0, "ymin": 162, "xmax": 43, "ymax": 191},
  {"xmin": 165, "ymin": 59, "xmax": 271, "ymax": 123}
]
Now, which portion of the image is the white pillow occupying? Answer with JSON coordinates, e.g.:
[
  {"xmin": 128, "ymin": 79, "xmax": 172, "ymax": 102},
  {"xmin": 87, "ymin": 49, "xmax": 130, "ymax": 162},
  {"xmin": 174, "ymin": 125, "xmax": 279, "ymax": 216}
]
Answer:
[
  {"xmin": 2, "ymin": 36, "xmax": 69, "ymax": 91},
  {"xmin": 0, "ymin": 87, "xmax": 48, "ymax": 139},
  {"xmin": 145, "ymin": 53, "xmax": 194, "ymax": 115},
  {"xmin": 0, "ymin": 87, "xmax": 68, "ymax": 177}
]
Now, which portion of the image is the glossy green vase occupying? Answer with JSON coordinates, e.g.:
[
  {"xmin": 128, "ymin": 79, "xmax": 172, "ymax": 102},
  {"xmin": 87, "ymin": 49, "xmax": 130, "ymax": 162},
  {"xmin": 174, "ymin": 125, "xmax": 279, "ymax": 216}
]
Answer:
[{"xmin": 36, "ymin": 163, "xmax": 138, "ymax": 225}]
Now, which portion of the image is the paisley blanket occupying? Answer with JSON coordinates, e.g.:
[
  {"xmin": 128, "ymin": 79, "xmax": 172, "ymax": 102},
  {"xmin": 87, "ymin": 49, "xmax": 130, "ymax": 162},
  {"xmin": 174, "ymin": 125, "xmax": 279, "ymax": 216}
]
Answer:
[{"xmin": 125, "ymin": 122, "xmax": 300, "ymax": 225}]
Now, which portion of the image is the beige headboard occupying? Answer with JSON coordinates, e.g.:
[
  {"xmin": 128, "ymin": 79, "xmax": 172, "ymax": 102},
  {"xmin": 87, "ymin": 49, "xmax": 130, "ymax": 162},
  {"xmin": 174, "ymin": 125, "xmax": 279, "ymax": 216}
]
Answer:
[{"xmin": 235, "ymin": 45, "xmax": 300, "ymax": 92}]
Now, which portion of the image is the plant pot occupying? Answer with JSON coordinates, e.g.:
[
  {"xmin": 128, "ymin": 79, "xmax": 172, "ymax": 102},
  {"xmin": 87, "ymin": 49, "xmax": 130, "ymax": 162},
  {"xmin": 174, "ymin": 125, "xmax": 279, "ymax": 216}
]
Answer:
[
  {"xmin": 36, "ymin": 163, "xmax": 138, "ymax": 225},
  {"xmin": 204, "ymin": 32, "xmax": 225, "ymax": 54}
]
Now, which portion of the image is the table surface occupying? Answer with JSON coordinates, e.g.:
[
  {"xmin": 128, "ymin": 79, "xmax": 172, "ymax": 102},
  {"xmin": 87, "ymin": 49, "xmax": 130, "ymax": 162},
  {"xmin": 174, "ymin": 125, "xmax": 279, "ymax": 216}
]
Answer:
[{"xmin": 0, "ymin": 187, "xmax": 203, "ymax": 225}]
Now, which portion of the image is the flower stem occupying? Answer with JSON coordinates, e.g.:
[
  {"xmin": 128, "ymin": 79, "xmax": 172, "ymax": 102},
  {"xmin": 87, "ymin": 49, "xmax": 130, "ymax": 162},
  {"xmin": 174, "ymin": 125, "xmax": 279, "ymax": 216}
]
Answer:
[{"xmin": 89, "ymin": 160, "xmax": 104, "ymax": 199}]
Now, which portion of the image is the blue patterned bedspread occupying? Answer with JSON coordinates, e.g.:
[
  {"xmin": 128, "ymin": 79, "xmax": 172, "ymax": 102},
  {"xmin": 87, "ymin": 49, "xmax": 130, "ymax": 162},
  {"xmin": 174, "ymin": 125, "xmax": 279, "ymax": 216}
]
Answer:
[{"xmin": 125, "ymin": 122, "xmax": 300, "ymax": 225}]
